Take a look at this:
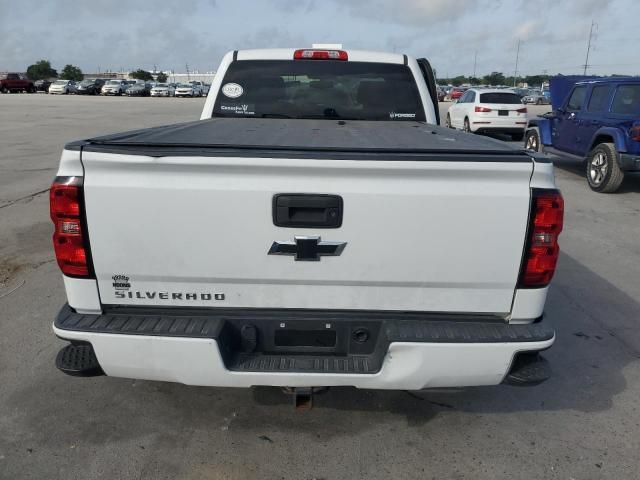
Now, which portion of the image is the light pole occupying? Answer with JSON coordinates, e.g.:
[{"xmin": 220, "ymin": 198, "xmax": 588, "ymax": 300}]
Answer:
[{"xmin": 513, "ymin": 39, "xmax": 521, "ymax": 87}]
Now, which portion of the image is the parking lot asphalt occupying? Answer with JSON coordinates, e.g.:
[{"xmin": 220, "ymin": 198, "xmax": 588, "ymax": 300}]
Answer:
[{"xmin": 1, "ymin": 95, "xmax": 639, "ymax": 480}]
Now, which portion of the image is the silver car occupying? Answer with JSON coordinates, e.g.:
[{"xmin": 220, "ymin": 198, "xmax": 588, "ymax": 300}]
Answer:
[
  {"xmin": 48, "ymin": 80, "xmax": 77, "ymax": 95},
  {"xmin": 522, "ymin": 90, "xmax": 550, "ymax": 105},
  {"xmin": 175, "ymin": 83, "xmax": 201, "ymax": 97},
  {"xmin": 150, "ymin": 83, "xmax": 175, "ymax": 97},
  {"xmin": 101, "ymin": 80, "xmax": 128, "ymax": 96}
]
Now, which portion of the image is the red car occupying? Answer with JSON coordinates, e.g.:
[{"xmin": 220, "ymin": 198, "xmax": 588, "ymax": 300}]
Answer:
[
  {"xmin": 0, "ymin": 73, "xmax": 35, "ymax": 93},
  {"xmin": 449, "ymin": 88, "xmax": 466, "ymax": 100}
]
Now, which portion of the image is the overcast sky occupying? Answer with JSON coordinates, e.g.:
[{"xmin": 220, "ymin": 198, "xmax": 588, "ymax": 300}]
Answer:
[{"xmin": 0, "ymin": 0, "xmax": 637, "ymax": 77}]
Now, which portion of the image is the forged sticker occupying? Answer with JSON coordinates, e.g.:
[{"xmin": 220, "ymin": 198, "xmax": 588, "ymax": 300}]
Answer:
[
  {"xmin": 220, "ymin": 103, "xmax": 255, "ymax": 115},
  {"xmin": 221, "ymin": 83, "xmax": 243, "ymax": 98},
  {"xmin": 389, "ymin": 112, "xmax": 416, "ymax": 119}
]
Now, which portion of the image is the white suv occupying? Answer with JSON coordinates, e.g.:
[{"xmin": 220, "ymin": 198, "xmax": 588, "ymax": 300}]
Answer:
[{"xmin": 446, "ymin": 88, "xmax": 528, "ymax": 141}]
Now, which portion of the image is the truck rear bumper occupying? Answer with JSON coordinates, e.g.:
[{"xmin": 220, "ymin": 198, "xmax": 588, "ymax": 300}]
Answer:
[{"xmin": 53, "ymin": 304, "xmax": 554, "ymax": 390}]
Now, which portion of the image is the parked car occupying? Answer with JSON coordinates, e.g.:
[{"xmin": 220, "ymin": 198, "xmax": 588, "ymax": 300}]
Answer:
[
  {"xmin": 446, "ymin": 88, "xmax": 527, "ymax": 140},
  {"xmin": 48, "ymin": 80, "xmax": 77, "ymax": 95},
  {"xmin": 101, "ymin": 80, "xmax": 127, "ymax": 95},
  {"xmin": 125, "ymin": 82, "xmax": 151, "ymax": 96},
  {"xmin": 34, "ymin": 79, "xmax": 52, "ymax": 92},
  {"xmin": 512, "ymin": 88, "xmax": 531, "ymax": 99},
  {"xmin": 123, "ymin": 80, "xmax": 137, "ymax": 92},
  {"xmin": 525, "ymin": 75, "xmax": 640, "ymax": 192},
  {"xmin": 447, "ymin": 87, "xmax": 466, "ymax": 101},
  {"xmin": 175, "ymin": 82, "xmax": 201, "ymax": 97},
  {"xmin": 522, "ymin": 90, "xmax": 550, "ymax": 105},
  {"xmin": 437, "ymin": 86, "xmax": 446, "ymax": 102},
  {"xmin": 0, "ymin": 73, "xmax": 35, "ymax": 93},
  {"xmin": 76, "ymin": 79, "xmax": 105, "ymax": 95},
  {"xmin": 51, "ymin": 47, "xmax": 561, "ymax": 402},
  {"xmin": 150, "ymin": 83, "xmax": 175, "ymax": 97},
  {"xmin": 190, "ymin": 81, "xmax": 206, "ymax": 95}
]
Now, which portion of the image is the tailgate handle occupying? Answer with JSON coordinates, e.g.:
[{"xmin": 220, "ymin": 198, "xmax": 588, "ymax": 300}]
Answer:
[{"xmin": 273, "ymin": 194, "xmax": 343, "ymax": 228}]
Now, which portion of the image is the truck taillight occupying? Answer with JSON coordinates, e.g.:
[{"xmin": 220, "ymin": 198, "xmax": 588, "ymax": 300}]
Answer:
[
  {"xmin": 50, "ymin": 177, "xmax": 92, "ymax": 277},
  {"xmin": 518, "ymin": 189, "xmax": 564, "ymax": 288},
  {"xmin": 630, "ymin": 125, "xmax": 640, "ymax": 141},
  {"xmin": 475, "ymin": 106, "xmax": 492, "ymax": 112},
  {"xmin": 293, "ymin": 49, "xmax": 348, "ymax": 61}
]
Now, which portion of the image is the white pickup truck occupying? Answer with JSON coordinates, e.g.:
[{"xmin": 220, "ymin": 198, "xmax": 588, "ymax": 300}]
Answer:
[{"xmin": 51, "ymin": 47, "xmax": 563, "ymax": 403}]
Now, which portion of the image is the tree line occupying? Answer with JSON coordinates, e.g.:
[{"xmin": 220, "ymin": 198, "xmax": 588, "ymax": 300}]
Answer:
[
  {"xmin": 438, "ymin": 72, "xmax": 552, "ymax": 87},
  {"xmin": 24, "ymin": 59, "xmax": 167, "ymax": 83}
]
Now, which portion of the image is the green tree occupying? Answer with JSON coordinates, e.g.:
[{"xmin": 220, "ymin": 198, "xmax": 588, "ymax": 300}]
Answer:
[
  {"xmin": 129, "ymin": 69, "xmax": 154, "ymax": 81},
  {"xmin": 156, "ymin": 72, "xmax": 168, "ymax": 83},
  {"xmin": 26, "ymin": 60, "xmax": 58, "ymax": 80},
  {"xmin": 524, "ymin": 74, "xmax": 550, "ymax": 87},
  {"xmin": 60, "ymin": 64, "xmax": 84, "ymax": 81},
  {"xmin": 451, "ymin": 75, "xmax": 467, "ymax": 86},
  {"xmin": 482, "ymin": 71, "xmax": 506, "ymax": 86}
]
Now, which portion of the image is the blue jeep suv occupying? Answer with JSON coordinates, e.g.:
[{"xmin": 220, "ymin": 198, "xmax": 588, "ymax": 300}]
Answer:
[{"xmin": 525, "ymin": 76, "xmax": 640, "ymax": 192}]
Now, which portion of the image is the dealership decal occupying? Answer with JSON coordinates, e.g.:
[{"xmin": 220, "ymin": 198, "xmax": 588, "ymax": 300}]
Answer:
[
  {"xmin": 220, "ymin": 103, "xmax": 255, "ymax": 115},
  {"xmin": 221, "ymin": 83, "xmax": 243, "ymax": 98}
]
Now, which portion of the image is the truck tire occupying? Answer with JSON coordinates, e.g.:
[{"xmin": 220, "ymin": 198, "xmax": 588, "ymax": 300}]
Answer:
[
  {"xmin": 586, "ymin": 142, "xmax": 625, "ymax": 193},
  {"xmin": 524, "ymin": 129, "xmax": 541, "ymax": 152}
]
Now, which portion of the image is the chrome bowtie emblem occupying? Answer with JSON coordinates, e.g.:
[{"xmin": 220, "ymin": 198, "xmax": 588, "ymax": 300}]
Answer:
[{"xmin": 268, "ymin": 236, "xmax": 347, "ymax": 261}]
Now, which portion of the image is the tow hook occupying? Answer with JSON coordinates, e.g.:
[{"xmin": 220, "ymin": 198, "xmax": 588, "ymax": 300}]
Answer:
[{"xmin": 282, "ymin": 387, "xmax": 329, "ymax": 411}]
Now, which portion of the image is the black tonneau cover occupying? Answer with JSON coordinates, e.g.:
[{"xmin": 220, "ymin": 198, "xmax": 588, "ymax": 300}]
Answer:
[{"xmin": 67, "ymin": 118, "xmax": 535, "ymax": 162}]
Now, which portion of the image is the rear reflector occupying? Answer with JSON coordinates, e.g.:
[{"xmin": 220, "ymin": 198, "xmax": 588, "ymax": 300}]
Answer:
[
  {"xmin": 518, "ymin": 189, "xmax": 564, "ymax": 288},
  {"xmin": 475, "ymin": 106, "xmax": 492, "ymax": 112},
  {"xmin": 50, "ymin": 177, "xmax": 92, "ymax": 277},
  {"xmin": 294, "ymin": 49, "xmax": 348, "ymax": 61}
]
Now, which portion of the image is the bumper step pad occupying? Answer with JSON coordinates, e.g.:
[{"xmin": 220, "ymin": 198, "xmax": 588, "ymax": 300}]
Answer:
[{"xmin": 55, "ymin": 343, "xmax": 105, "ymax": 377}]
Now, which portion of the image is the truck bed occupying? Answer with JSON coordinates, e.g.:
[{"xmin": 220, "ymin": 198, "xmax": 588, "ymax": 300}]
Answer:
[{"xmin": 67, "ymin": 118, "xmax": 532, "ymax": 160}]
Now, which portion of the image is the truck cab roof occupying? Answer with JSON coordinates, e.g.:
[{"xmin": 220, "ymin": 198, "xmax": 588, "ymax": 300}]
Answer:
[{"xmin": 234, "ymin": 48, "xmax": 407, "ymax": 65}]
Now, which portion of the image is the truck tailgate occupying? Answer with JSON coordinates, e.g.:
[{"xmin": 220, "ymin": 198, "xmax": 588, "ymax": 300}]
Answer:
[{"xmin": 80, "ymin": 125, "xmax": 534, "ymax": 314}]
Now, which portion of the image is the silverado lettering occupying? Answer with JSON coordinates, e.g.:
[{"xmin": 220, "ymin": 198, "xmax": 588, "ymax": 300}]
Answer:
[{"xmin": 114, "ymin": 291, "xmax": 218, "ymax": 301}]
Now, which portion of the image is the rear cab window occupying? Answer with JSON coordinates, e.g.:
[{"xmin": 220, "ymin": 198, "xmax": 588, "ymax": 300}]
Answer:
[
  {"xmin": 610, "ymin": 84, "xmax": 640, "ymax": 115},
  {"xmin": 479, "ymin": 92, "xmax": 522, "ymax": 104},
  {"xmin": 212, "ymin": 60, "xmax": 425, "ymax": 121}
]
